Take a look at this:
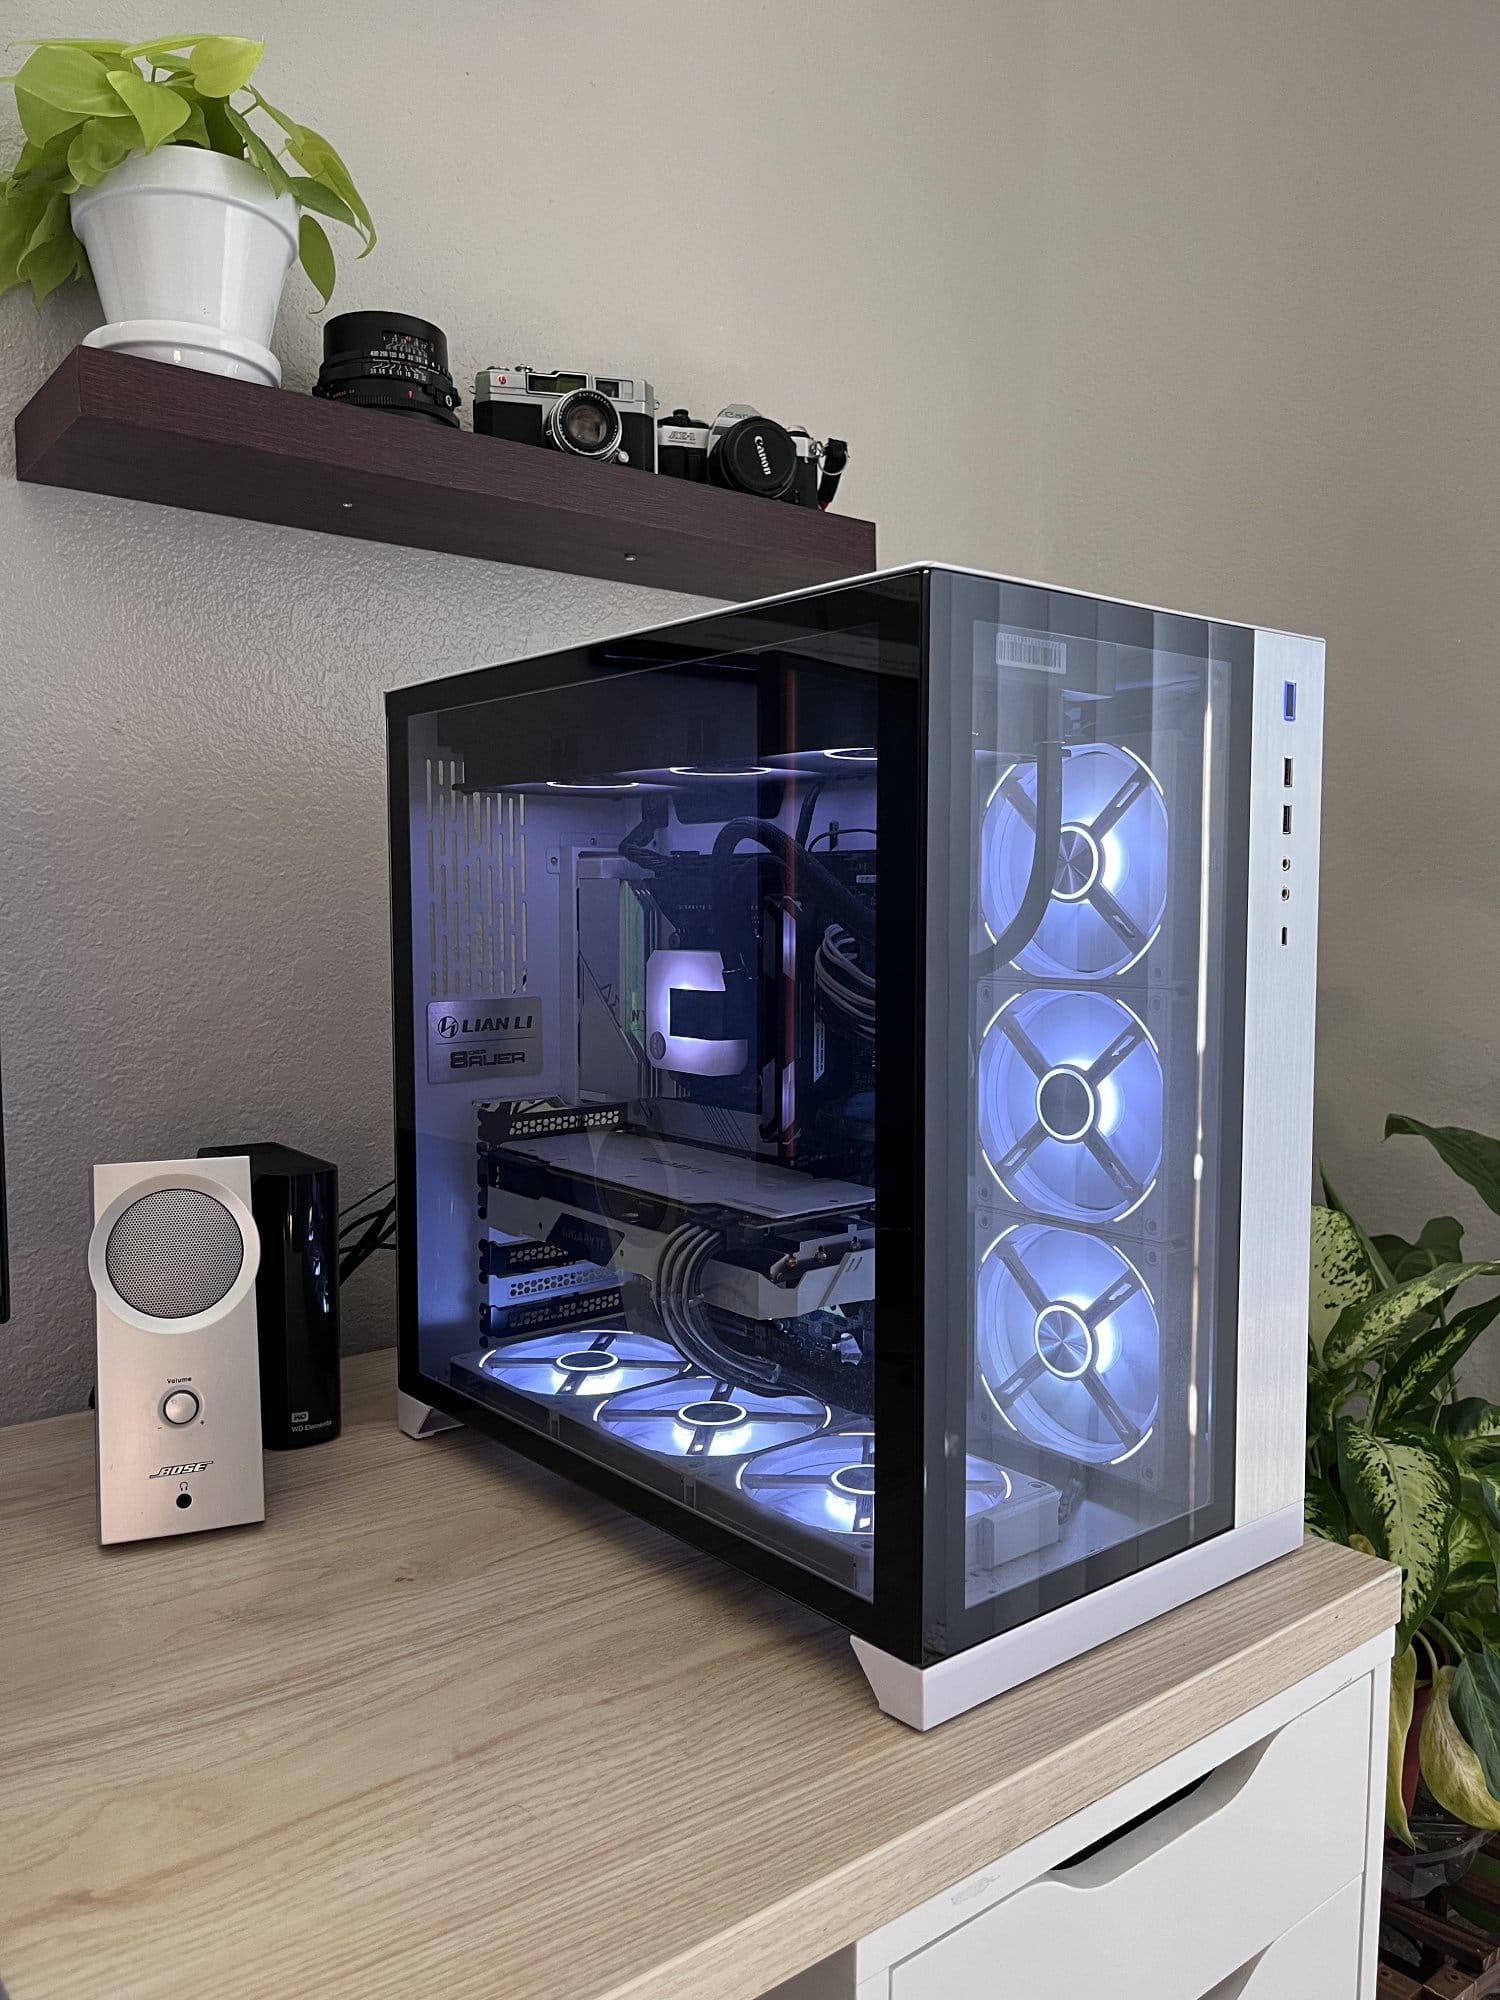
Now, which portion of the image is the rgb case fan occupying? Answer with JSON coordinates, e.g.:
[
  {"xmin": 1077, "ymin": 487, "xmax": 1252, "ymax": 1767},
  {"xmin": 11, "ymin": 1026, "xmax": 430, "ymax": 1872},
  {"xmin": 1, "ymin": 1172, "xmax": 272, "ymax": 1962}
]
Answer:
[
  {"xmin": 977, "ymin": 989, "xmax": 1162, "ymax": 1223},
  {"xmin": 476, "ymin": 1327, "xmax": 684, "ymax": 1408},
  {"xmin": 981, "ymin": 743, "xmax": 1169, "ymax": 979},
  {"xmin": 977, "ymin": 1223, "xmax": 1160, "ymax": 1465},
  {"xmin": 739, "ymin": 1430, "xmax": 878, "ymax": 1537},
  {"xmin": 594, "ymin": 1374, "xmax": 829, "ymax": 1462},
  {"xmin": 737, "ymin": 1430, "xmax": 1062, "ymax": 1577}
]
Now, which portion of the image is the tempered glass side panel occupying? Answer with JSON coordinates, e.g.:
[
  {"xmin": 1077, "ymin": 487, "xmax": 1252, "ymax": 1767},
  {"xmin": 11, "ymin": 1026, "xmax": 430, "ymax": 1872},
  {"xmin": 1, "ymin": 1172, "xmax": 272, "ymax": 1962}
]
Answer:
[
  {"xmin": 923, "ymin": 572, "xmax": 1251, "ymax": 1662},
  {"xmin": 390, "ymin": 579, "xmax": 922, "ymax": 1644}
]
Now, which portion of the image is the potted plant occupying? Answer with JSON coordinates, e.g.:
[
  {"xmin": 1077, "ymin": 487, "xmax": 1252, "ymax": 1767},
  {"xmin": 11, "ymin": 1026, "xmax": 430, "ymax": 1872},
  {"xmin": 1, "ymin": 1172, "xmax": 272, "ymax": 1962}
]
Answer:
[
  {"xmin": 0, "ymin": 34, "xmax": 375, "ymax": 384},
  {"xmin": 1308, "ymin": 1116, "xmax": 1500, "ymax": 1875}
]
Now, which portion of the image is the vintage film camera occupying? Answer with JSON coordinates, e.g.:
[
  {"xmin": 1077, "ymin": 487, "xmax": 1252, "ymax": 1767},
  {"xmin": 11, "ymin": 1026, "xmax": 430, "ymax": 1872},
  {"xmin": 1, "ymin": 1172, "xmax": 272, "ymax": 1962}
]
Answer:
[
  {"xmin": 657, "ymin": 404, "xmax": 849, "ymax": 508},
  {"xmin": 473, "ymin": 367, "xmax": 657, "ymax": 469}
]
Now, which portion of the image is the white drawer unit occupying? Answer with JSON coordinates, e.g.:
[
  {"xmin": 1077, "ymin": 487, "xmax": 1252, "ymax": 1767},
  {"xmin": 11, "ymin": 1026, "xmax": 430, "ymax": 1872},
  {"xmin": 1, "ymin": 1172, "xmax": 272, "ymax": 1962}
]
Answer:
[
  {"xmin": 768, "ymin": 1638, "xmax": 1391, "ymax": 2000},
  {"xmin": 887, "ymin": 1676, "xmax": 1370, "ymax": 2000},
  {"xmin": 1204, "ymin": 1878, "xmax": 1364, "ymax": 1999}
]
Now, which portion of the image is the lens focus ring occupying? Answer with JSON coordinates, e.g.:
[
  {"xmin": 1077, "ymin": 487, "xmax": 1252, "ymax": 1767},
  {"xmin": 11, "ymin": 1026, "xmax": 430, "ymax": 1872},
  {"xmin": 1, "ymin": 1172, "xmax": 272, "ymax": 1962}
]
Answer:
[{"xmin": 545, "ymin": 388, "xmax": 624, "ymax": 459}]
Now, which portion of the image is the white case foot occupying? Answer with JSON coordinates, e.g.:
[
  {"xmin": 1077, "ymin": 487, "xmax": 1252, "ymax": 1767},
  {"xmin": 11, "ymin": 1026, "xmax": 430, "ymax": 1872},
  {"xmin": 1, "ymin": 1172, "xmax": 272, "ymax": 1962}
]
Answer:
[
  {"xmin": 852, "ymin": 1504, "xmax": 1304, "ymax": 1729},
  {"xmin": 397, "ymin": 1389, "xmax": 462, "ymax": 1440}
]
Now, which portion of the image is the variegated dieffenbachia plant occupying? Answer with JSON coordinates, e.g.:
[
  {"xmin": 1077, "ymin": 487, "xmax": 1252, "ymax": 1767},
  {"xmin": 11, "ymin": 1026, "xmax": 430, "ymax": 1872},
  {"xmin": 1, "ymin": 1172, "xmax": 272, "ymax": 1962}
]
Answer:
[{"xmin": 1308, "ymin": 1116, "xmax": 1500, "ymax": 1843}]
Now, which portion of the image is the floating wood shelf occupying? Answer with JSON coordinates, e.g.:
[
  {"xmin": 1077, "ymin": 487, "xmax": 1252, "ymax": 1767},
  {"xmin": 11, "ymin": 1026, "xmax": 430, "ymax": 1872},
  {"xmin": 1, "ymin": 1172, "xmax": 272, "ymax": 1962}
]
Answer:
[{"xmin": 13, "ymin": 347, "xmax": 876, "ymax": 600}]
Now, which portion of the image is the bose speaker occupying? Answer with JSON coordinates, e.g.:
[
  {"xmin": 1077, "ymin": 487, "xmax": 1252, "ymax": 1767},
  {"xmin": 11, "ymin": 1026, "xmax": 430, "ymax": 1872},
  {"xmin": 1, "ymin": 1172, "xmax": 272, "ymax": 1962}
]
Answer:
[{"xmin": 88, "ymin": 1156, "xmax": 265, "ymax": 1544}]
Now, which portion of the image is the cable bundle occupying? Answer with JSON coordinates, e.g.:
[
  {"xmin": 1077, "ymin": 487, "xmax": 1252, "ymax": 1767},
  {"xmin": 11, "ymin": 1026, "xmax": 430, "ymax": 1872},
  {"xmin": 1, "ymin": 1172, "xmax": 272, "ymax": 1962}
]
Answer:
[
  {"xmin": 339, "ymin": 1178, "xmax": 395, "ymax": 1284},
  {"xmin": 815, "ymin": 924, "xmax": 875, "ymax": 1042}
]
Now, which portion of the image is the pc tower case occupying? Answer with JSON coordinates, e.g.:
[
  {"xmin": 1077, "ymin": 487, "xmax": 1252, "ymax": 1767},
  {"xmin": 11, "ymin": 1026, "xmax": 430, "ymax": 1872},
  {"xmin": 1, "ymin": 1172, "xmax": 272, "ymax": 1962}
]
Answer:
[{"xmin": 387, "ymin": 565, "xmax": 1323, "ymax": 1727}]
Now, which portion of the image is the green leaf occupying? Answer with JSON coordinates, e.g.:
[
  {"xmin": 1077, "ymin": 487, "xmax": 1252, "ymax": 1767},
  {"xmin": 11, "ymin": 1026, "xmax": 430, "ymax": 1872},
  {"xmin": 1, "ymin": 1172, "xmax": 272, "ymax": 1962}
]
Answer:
[
  {"xmin": 1388, "ymin": 1645, "xmax": 1416, "ymax": 1844},
  {"xmin": 1310, "ymin": 1207, "xmax": 1379, "ymax": 1361},
  {"xmin": 1376, "ymin": 1217, "xmax": 1468, "ymax": 1284},
  {"xmin": 222, "ymin": 104, "xmax": 290, "ymax": 199},
  {"xmin": 66, "ymin": 114, "xmax": 143, "ymax": 188},
  {"xmin": 179, "ymin": 36, "xmax": 264, "ymax": 99},
  {"xmin": 297, "ymin": 212, "xmax": 335, "ymax": 305},
  {"xmin": 0, "ymin": 184, "xmax": 44, "ymax": 294},
  {"xmin": 1308, "ymin": 1365, "xmax": 1355, "ymax": 1444},
  {"xmin": 13, "ymin": 45, "xmax": 130, "ymax": 118},
  {"xmin": 1382, "ymin": 1295, "xmax": 1500, "ymax": 1422},
  {"xmin": 1338, "ymin": 1417, "xmax": 1459, "ymax": 1645},
  {"xmin": 18, "ymin": 38, "xmax": 130, "ymax": 55},
  {"xmin": 1424, "ymin": 1665, "xmax": 1500, "ymax": 1829},
  {"xmin": 106, "ymin": 71, "xmax": 190, "ymax": 151},
  {"xmin": 1442, "ymin": 1402, "xmax": 1500, "ymax": 1465},
  {"xmin": 173, "ymin": 97, "xmax": 210, "ymax": 149},
  {"xmin": 1387, "ymin": 1117, "xmax": 1500, "ymax": 1218},
  {"xmin": 1321, "ymin": 1166, "xmax": 1397, "ymax": 1287},
  {"xmin": 119, "ymin": 37, "xmax": 209, "ymax": 60},
  {"xmin": 254, "ymin": 96, "xmax": 375, "ymax": 249},
  {"xmin": 1305, "ymin": 1474, "xmax": 1347, "ymax": 1541},
  {"xmin": 1449, "ymin": 1505, "xmax": 1493, "ymax": 1580},
  {"xmin": 1324, "ymin": 1261, "xmax": 1500, "ymax": 1374},
  {"xmin": 286, "ymin": 174, "xmax": 358, "ymax": 234},
  {"xmin": 13, "ymin": 84, "xmax": 87, "ymax": 149},
  {"xmin": 1451, "ymin": 1656, "xmax": 1500, "ymax": 1802},
  {"xmin": 16, "ymin": 189, "xmax": 80, "ymax": 302}
]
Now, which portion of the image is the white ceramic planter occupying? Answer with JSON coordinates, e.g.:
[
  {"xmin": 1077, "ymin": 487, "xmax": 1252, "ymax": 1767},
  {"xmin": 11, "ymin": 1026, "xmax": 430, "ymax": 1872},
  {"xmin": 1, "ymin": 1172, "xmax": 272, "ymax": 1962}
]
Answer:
[{"xmin": 71, "ymin": 148, "xmax": 298, "ymax": 387}]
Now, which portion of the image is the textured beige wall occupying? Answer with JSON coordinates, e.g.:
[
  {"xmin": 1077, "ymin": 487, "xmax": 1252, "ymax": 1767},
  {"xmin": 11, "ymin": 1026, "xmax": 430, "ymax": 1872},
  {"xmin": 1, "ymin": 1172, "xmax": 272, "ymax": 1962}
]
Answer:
[
  {"xmin": 1, "ymin": 1, "xmax": 1496, "ymax": 1421},
  {"xmin": 0, "ymin": 0, "xmax": 1045, "ymax": 1420},
  {"xmin": 1016, "ymin": 2, "xmax": 1500, "ymax": 1385}
]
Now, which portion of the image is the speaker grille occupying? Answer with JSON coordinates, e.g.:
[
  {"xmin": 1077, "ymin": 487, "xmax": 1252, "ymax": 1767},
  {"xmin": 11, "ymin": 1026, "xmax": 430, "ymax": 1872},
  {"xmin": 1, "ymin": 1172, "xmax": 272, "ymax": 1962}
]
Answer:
[{"xmin": 104, "ymin": 1187, "xmax": 245, "ymax": 1319}]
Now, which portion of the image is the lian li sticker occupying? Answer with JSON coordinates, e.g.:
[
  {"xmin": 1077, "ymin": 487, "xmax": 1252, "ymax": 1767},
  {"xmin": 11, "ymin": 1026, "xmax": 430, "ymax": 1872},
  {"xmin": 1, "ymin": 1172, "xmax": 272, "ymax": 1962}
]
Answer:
[{"xmin": 427, "ymin": 998, "xmax": 544, "ymax": 1084}]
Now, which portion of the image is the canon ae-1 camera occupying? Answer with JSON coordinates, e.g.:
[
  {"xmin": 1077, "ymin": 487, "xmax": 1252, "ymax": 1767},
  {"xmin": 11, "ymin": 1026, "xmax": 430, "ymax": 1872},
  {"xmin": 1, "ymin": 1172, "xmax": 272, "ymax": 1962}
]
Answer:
[
  {"xmin": 474, "ymin": 367, "xmax": 657, "ymax": 469},
  {"xmin": 657, "ymin": 404, "xmax": 849, "ymax": 508}
]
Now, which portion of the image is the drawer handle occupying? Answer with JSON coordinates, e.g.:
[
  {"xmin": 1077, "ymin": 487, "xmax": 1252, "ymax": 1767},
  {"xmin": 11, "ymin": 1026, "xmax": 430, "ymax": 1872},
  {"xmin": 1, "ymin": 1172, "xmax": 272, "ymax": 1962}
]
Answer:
[
  {"xmin": 1048, "ymin": 1730, "xmax": 1275, "ymax": 1890},
  {"xmin": 1199, "ymin": 1942, "xmax": 1268, "ymax": 1998}
]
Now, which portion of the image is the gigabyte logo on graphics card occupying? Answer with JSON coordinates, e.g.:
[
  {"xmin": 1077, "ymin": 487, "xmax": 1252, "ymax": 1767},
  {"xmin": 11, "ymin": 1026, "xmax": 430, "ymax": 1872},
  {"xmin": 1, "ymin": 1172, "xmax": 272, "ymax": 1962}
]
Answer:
[
  {"xmin": 437, "ymin": 1011, "xmax": 534, "ymax": 1040},
  {"xmin": 151, "ymin": 1462, "xmax": 211, "ymax": 1478}
]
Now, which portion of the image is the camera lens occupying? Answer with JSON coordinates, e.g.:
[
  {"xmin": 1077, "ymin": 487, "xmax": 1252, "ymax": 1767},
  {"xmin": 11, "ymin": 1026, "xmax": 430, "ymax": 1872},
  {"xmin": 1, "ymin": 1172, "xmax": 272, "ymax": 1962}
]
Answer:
[
  {"xmin": 545, "ymin": 388, "xmax": 624, "ymax": 459},
  {"xmin": 708, "ymin": 415, "xmax": 798, "ymax": 499},
  {"xmin": 313, "ymin": 311, "xmax": 461, "ymax": 427}
]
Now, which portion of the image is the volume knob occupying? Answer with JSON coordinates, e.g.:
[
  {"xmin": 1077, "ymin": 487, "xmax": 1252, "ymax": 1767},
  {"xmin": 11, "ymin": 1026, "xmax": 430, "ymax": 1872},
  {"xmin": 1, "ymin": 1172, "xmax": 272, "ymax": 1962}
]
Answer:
[{"xmin": 162, "ymin": 1389, "xmax": 201, "ymax": 1426}]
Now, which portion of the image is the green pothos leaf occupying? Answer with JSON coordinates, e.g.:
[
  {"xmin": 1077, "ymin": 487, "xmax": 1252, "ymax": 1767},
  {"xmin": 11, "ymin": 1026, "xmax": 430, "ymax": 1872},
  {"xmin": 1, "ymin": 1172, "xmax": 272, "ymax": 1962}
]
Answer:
[
  {"xmin": 1423, "ymin": 1666, "xmax": 1500, "ymax": 1829},
  {"xmin": 297, "ymin": 212, "xmax": 334, "ymax": 305},
  {"xmin": 105, "ymin": 70, "xmax": 190, "ymax": 151},
  {"xmin": 1310, "ymin": 1207, "xmax": 1379, "ymax": 1362},
  {"xmin": 1305, "ymin": 1474, "xmax": 1347, "ymax": 1542},
  {"xmin": 1325, "ymin": 1262, "xmax": 1500, "ymax": 1374},
  {"xmin": 1382, "ymin": 1295, "xmax": 1500, "ymax": 1422},
  {"xmin": 1338, "ymin": 1417, "xmax": 1459, "ymax": 1646},
  {"xmin": 1388, "ymin": 1645, "xmax": 1417, "ymax": 1845}
]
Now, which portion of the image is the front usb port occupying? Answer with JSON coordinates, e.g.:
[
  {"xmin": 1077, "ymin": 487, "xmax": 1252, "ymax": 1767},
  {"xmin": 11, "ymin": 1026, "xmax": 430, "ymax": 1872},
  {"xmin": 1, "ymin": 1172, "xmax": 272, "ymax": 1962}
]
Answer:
[
  {"xmin": 1283, "ymin": 756, "xmax": 1294, "ymax": 788},
  {"xmin": 1283, "ymin": 681, "xmax": 1297, "ymax": 721},
  {"xmin": 1282, "ymin": 804, "xmax": 1293, "ymax": 836}
]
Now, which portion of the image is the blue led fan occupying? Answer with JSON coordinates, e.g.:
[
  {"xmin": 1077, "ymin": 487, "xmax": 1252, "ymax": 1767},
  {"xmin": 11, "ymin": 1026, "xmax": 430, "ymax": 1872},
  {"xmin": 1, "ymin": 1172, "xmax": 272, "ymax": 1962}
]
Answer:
[
  {"xmin": 978, "ymin": 989, "xmax": 1162, "ymax": 1222},
  {"xmin": 736, "ymin": 1431, "xmax": 1016, "ymax": 1538},
  {"xmin": 479, "ymin": 1327, "xmax": 684, "ymax": 1406},
  {"xmin": 976, "ymin": 1224, "xmax": 1160, "ymax": 1466},
  {"xmin": 980, "ymin": 743, "xmax": 1168, "ymax": 978},
  {"xmin": 594, "ymin": 1374, "xmax": 828, "ymax": 1461}
]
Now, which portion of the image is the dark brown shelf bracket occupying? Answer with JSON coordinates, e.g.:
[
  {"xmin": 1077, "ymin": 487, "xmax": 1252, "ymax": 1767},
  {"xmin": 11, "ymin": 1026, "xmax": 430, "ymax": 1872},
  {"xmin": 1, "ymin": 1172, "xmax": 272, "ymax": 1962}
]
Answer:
[{"xmin": 14, "ymin": 347, "xmax": 876, "ymax": 600}]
